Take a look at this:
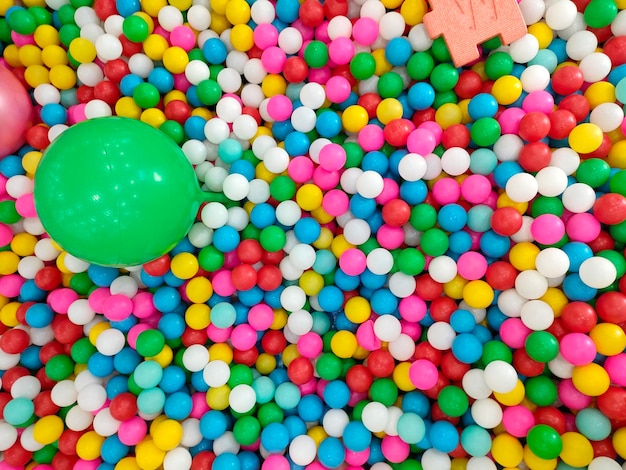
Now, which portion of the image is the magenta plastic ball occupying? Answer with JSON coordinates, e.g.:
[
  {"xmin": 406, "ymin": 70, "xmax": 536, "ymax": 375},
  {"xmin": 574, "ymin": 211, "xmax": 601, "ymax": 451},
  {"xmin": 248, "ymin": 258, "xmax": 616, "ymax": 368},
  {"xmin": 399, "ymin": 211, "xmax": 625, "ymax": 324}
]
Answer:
[{"xmin": 0, "ymin": 66, "xmax": 32, "ymax": 157}]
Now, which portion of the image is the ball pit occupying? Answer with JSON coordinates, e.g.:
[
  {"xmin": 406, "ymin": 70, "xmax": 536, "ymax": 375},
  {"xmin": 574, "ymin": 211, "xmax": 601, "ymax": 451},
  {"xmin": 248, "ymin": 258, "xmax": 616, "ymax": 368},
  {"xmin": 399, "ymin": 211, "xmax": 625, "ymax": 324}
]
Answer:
[{"xmin": 5, "ymin": 0, "xmax": 626, "ymax": 468}]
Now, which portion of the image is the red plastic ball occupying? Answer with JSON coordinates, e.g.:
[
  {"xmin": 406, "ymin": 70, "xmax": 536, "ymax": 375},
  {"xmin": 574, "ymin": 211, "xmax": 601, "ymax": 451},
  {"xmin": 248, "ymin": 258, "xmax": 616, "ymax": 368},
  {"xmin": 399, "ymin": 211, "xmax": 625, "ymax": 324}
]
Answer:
[
  {"xmin": 485, "ymin": 261, "xmax": 517, "ymax": 291},
  {"xmin": 367, "ymin": 350, "xmax": 395, "ymax": 378},
  {"xmin": 551, "ymin": 66, "xmax": 584, "ymax": 95},
  {"xmin": 548, "ymin": 109, "xmax": 577, "ymax": 140},
  {"xmin": 34, "ymin": 266, "xmax": 63, "ymax": 290},
  {"xmin": 192, "ymin": 452, "xmax": 216, "ymax": 470},
  {"xmin": 604, "ymin": 35, "xmax": 626, "ymax": 66},
  {"xmin": 440, "ymin": 352, "xmax": 470, "ymax": 381},
  {"xmin": 299, "ymin": 0, "xmax": 325, "ymax": 27},
  {"xmin": 164, "ymin": 100, "xmax": 192, "ymax": 124},
  {"xmin": 257, "ymin": 265, "xmax": 283, "ymax": 291},
  {"xmin": 518, "ymin": 111, "xmax": 551, "ymax": 142},
  {"xmin": 517, "ymin": 141, "xmax": 551, "ymax": 172},
  {"xmin": 546, "ymin": 317, "xmax": 568, "ymax": 341},
  {"xmin": 104, "ymin": 59, "xmax": 131, "ymax": 83},
  {"xmin": 231, "ymin": 264, "xmax": 258, "ymax": 291},
  {"xmin": 261, "ymin": 249, "xmax": 284, "ymax": 265},
  {"xmin": 423, "ymin": 372, "xmax": 450, "ymax": 400},
  {"xmin": 324, "ymin": 0, "xmax": 348, "ymax": 18},
  {"xmin": 237, "ymin": 239, "xmax": 264, "ymax": 264},
  {"xmin": 581, "ymin": 133, "xmax": 611, "ymax": 159},
  {"xmin": 596, "ymin": 291, "xmax": 626, "ymax": 323},
  {"xmin": 441, "ymin": 124, "xmax": 470, "ymax": 149},
  {"xmin": 39, "ymin": 340, "xmax": 65, "ymax": 364},
  {"xmin": 381, "ymin": 199, "xmax": 411, "ymax": 226},
  {"xmin": 51, "ymin": 453, "xmax": 79, "ymax": 470},
  {"xmin": 533, "ymin": 407, "xmax": 566, "ymax": 435},
  {"xmin": 414, "ymin": 274, "xmax": 443, "ymax": 301},
  {"xmin": 94, "ymin": 80, "xmax": 120, "ymax": 107},
  {"xmin": 109, "ymin": 392, "xmax": 138, "ymax": 421},
  {"xmin": 383, "ymin": 119, "xmax": 415, "ymax": 147},
  {"xmin": 593, "ymin": 193, "xmax": 626, "ymax": 225},
  {"xmin": 283, "ymin": 56, "xmax": 308, "ymax": 83},
  {"xmin": 413, "ymin": 342, "xmax": 443, "ymax": 366},
  {"xmin": 411, "ymin": 108, "xmax": 436, "ymax": 128},
  {"xmin": 490, "ymin": 207, "xmax": 523, "ymax": 236},
  {"xmin": 513, "ymin": 348, "xmax": 545, "ymax": 377},
  {"xmin": 0, "ymin": 328, "xmax": 30, "ymax": 354},
  {"xmin": 76, "ymin": 85, "xmax": 95, "ymax": 104},
  {"xmin": 597, "ymin": 387, "xmax": 626, "ymax": 421},
  {"xmin": 93, "ymin": 0, "xmax": 118, "ymax": 20},
  {"xmin": 430, "ymin": 297, "xmax": 457, "ymax": 323},
  {"xmin": 33, "ymin": 389, "xmax": 60, "ymax": 417},
  {"xmin": 4, "ymin": 442, "xmax": 33, "ymax": 467},
  {"xmin": 1, "ymin": 366, "xmax": 29, "ymax": 392},
  {"xmin": 346, "ymin": 364, "xmax": 373, "ymax": 393},
  {"xmin": 261, "ymin": 330, "xmax": 286, "ymax": 355},
  {"xmin": 288, "ymin": 356, "xmax": 315, "ymax": 385},
  {"xmin": 558, "ymin": 94, "xmax": 590, "ymax": 122},
  {"xmin": 52, "ymin": 316, "xmax": 83, "ymax": 344},
  {"xmin": 58, "ymin": 429, "xmax": 82, "ymax": 455},
  {"xmin": 431, "ymin": 402, "xmax": 460, "ymax": 424},
  {"xmin": 25, "ymin": 124, "xmax": 50, "ymax": 150},
  {"xmin": 591, "ymin": 438, "xmax": 617, "ymax": 459},
  {"xmin": 454, "ymin": 70, "xmax": 483, "ymax": 99},
  {"xmin": 143, "ymin": 254, "xmax": 171, "ymax": 276},
  {"xmin": 358, "ymin": 93, "xmax": 382, "ymax": 119},
  {"xmin": 181, "ymin": 327, "xmax": 208, "ymax": 347},
  {"xmin": 120, "ymin": 34, "xmax": 143, "ymax": 56},
  {"xmin": 233, "ymin": 346, "xmax": 259, "ymax": 366},
  {"xmin": 560, "ymin": 301, "xmax": 597, "ymax": 333}
]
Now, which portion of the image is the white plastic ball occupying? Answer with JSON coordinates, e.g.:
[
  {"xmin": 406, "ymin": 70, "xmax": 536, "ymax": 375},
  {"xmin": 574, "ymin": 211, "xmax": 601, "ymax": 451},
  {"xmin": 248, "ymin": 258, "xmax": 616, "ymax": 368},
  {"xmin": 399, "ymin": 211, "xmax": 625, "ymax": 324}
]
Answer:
[
  {"xmin": 407, "ymin": 24, "xmax": 432, "ymax": 51},
  {"xmin": 367, "ymin": 248, "xmax": 394, "ymax": 275},
  {"xmin": 278, "ymin": 27, "xmax": 303, "ymax": 55},
  {"xmin": 217, "ymin": 68, "xmax": 242, "ymax": 94},
  {"xmin": 509, "ymin": 33, "xmax": 539, "ymax": 63},
  {"xmin": 379, "ymin": 12, "xmax": 405, "ymax": 39},
  {"xmin": 328, "ymin": 16, "xmax": 352, "ymax": 39},
  {"xmin": 374, "ymin": 315, "xmax": 402, "ymax": 343},
  {"xmin": 589, "ymin": 457, "xmax": 622, "ymax": 470},
  {"xmin": 566, "ymin": 29, "xmax": 598, "ymax": 60},
  {"xmin": 20, "ymin": 425, "xmax": 44, "ymax": 452},
  {"xmin": 289, "ymin": 244, "xmax": 316, "ymax": 270},
  {"xmin": 535, "ymin": 247, "xmax": 570, "ymax": 278},
  {"xmin": 291, "ymin": 106, "xmax": 317, "ymax": 133},
  {"xmin": 128, "ymin": 53, "xmax": 154, "ymax": 78},
  {"xmin": 300, "ymin": 82, "xmax": 326, "ymax": 109},
  {"xmin": 471, "ymin": 398, "xmax": 504, "ymax": 429},
  {"xmin": 428, "ymin": 256, "xmax": 458, "ymax": 283},
  {"xmin": 427, "ymin": 322, "xmax": 456, "ymax": 350},
  {"xmin": 96, "ymin": 328, "xmax": 126, "ymax": 356},
  {"xmin": 506, "ymin": 173, "xmax": 538, "ymax": 202},
  {"xmin": 216, "ymin": 96, "xmax": 242, "ymax": 123},
  {"xmin": 77, "ymin": 383, "xmax": 107, "ymax": 412},
  {"xmin": 545, "ymin": 0, "xmax": 577, "ymax": 30},
  {"xmin": 34, "ymin": 238, "xmax": 61, "ymax": 261},
  {"xmin": 263, "ymin": 146, "xmax": 290, "ymax": 174},
  {"xmin": 187, "ymin": 5, "xmax": 211, "ymax": 31},
  {"xmin": 77, "ymin": 62, "xmax": 104, "ymax": 87},
  {"xmin": 356, "ymin": 170, "xmax": 384, "ymax": 198},
  {"xmin": 227, "ymin": 206, "xmax": 248, "ymax": 231},
  {"xmin": 203, "ymin": 360, "xmax": 230, "ymax": 387},
  {"xmin": 250, "ymin": 0, "xmax": 275, "ymax": 23},
  {"xmin": 389, "ymin": 272, "xmax": 417, "ymax": 298},
  {"xmin": 579, "ymin": 52, "xmax": 612, "ymax": 82},
  {"xmin": 74, "ymin": 6, "xmax": 98, "ymax": 26},
  {"xmin": 11, "ymin": 375, "xmax": 41, "ymax": 399},
  {"xmin": 398, "ymin": 153, "xmax": 427, "ymax": 181},
  {"xmin": 423, "ymin": 153, "xmax": 443, "ymax": 180},
  {"xmin": 562, "ymin": 183, "xmax": 596, "ymax": 213},
  {"xmin": 519, "ymin": 0, "xmax": 546, "ymax": 24},
  {"xmin": 157, "ymin": 5, "xmax": 183, "ymax": 31},
  {"xmin": 388, "ymin": 334, "xmax": 415, "ymax": 361},
  {"xmin": 188, "ymin": 223, "xmax": 213, "ymax": 248},
  {"xmin": 182, "ymin": 344, "xmax": 210, "ymax": 372},
  {"xmin": 275, "ymin": 200, "xmax": 301, "ymax": 226},
  {"xmin": 493, "ymin": 134, "xmax": 524, "ymax": 162},
  {"xmin": 467, "ymin": 456, "xmax": 497, "ymax": 470},
  {"xmin": 247, "ymin": 179, "xmax": 271, "ymax": 204},
  {"xmin": 579, "ymin": 256, "xmax": 617, "ymax": 289},
  {"xmin": 213, "ymin": 431, "xmax": 240, "ymax": 455},
  {"xmin": 520, "ymin": 64, "xmax": 551, "ymax": 92},
  {"xmin": 360, "ymin": 0, "xmax": 386, "ymax": 20},
  {"xmin": 93, "ymin": 408, "xmax": 121, "ymax": 437},
  {"xmin": 462, "ymin": 369, "xmax": 492, "ymax": 400},
  {"xmin": 164, "ymin": 447, "xmax": 193, "ymax": 470},
  {"xmin": 95, "ymin": 33, "xmax": 122, "ymax": 61},
  {"xmin": 421, "ymin": 449, "xmax": 451, "ymax": 470},
  {"xmin": 441, "ymin": 147, "xmax": 470, "ymax": 176},
  {"xmin": 515, "ymin": 269, "xmax": 548, "ymax": 299},
  {"xmin": 185, "ymin": 60, "xmax": 211, "ymax": 85},
  {"xmin": 241, "ymin": 84, "xmax": 265, "ymax": 108},
  {"xmin": 612, "ymin": 9, "xmax": 626, "ymax": 36},
  {"xmin": 361, "ymin": 401, "xmax": 389, "ymax": 433},
  {"xmin": 548, "ymin": 353, "xmax": 575, "ymax": 378},
  {"xmin": 222, "ymin": 173, "xmax": 249, "ymax": 201},
  {"xmin": 18, "ymin": 256, "xmax": 44, "ymax": 279},
  {"xmin": 29, "ymin": 326, "xmax": 54, "ymax": 346},
  {"xmin": 280, "ymin": 285, "xmax": 306, "ymax": 311},
  {"xmin": 590, "ymin": 102, "xmax": 624, "ymax": 132},
  {"xmin": 243, "ymin": 58, "xmax": 267, "ymax": 84},
  {"xmin": 287, "ymin": 310, "xmax": 313, "ymax": 336},
  {"xmin": 521, "ymin": 299, "xmax": 554, "ymax": 330},
  {"xmin": 33, "ymin": 83, "xmax": 61, "ymax": 106},
  {"xmin": 535, "ymin": 166, "xmax": 568, "ymax": 197},
  {"xmin": 232, "ymin": 114, "xmax": 258, "ymax": 140},
  {"xmin": 289, "ymin": 435, "xmax": 317, "ymax": 466},
  {"xmin": 0, "ymin": 422, "xmax": 18, "ymax": 451},
  {"xmin": 181, "ymin": 419, "xmax": 203, "ymax": 448},
  {"xmin": 484, "ymin": 361, "xmax": 518, "ymax": 393},
  {"xmin": 229, "ymin": 384, "xmax": 256, "ymax": 413},
  {"xmin": 201, "ymin": 202, "xmax": 229, "ymax": 229},
  {"xmin": 323, "ymin": 408, "xmax": 350, "ymax": 437}
]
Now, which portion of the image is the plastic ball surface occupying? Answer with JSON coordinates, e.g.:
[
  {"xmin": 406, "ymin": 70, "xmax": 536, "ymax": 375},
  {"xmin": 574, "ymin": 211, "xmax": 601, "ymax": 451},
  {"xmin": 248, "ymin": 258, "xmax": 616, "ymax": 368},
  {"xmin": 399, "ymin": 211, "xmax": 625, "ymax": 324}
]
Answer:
[
  {"xmin": 33, "ymin": 117, "xmax": 203, "ymax": 267},
  {"xmin": 0, "ymin": 66, "xmax": 32, "ymax": 158}
]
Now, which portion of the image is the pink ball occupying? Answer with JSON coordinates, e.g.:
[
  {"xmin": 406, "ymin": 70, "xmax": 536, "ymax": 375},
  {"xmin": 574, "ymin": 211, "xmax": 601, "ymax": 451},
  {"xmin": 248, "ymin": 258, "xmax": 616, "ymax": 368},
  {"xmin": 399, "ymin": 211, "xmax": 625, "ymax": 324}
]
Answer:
[
  {"xmin": 406, "ymin": 128, "xmax": 437, "ymax": 155},
  {"xmin": 401, "ymin": 320, "xmax": 421, "ymax": 340},
  {"xmin": 339, "ymin": 248, "xmax": 367, "ymax": 276},
  {"xmin": 375, "ymin": 178, "xmax": 400, "ymax": 205},
  {"xmin": 207, "ymin": 324, "xmax": 232, "ymax": 343},
  {"xmin": 73, "ymin": 460, "xmax": 100, "ymax": 470},
  {"xmin": 190, "ymin": 392, "xmax": 210, "ymax": 418},
  {"xmin": 418, "ymin": 121, "xmax": 443, "ymax": 142},
  {"xmin": 409, "ymin": 359, "xmax": 439, "ymax": 390},
  {"xmin": 170, "ymin": 25, "xmax": 196, "ymax": 51},
  {"xmin": 356, "ymin": 319, "xmax": 382, "ymax": 351},
  {"xmin": 231, "ymin": 323, "xmax": 257, "ymax": 350},
  {"xmin": 15, "ymin": 193, "xmax": 36, "ymax": 217},
  {"xmin": 11, "ymin": 31, "xmax": 35, "ymax": 46},
  {"xmin": 381, "ymin": 435, "xmax": 410, "ymax": 463},
  {"xmin": 531, "ymin": 214, "xmax": 566, "ymax": 245},
  {"xmin": 456, "ymin": 251, "xmax": 488, "ymax": 280},
  {"xmin": 498, "ymin": 107, "xmax": 526, "ymax": 134},
  {"xmin": 358, "ymin": 124, "xmax": 385, "ymax": 152},
  {"xmin": 328, "ymin": 37, "xmax": 355, "ymax": 65},
  {"xmin": 432, "ymin": 178, "xmax": 461, "ymax": 204},
  {"xmin": 127, "ymin": 324, "xmax": 151, "ymax": 349},
  {"xmin": 118, "ymin": 416, "xmax": 147, "ymax": 446},
  {"xmin": 0, "ymin": 66, "xmax": 32, "ymax": 158},
  {"xmin": 560, "ymin": 332, "xmax": 597, "ymax": 365},
  {"xmin": 212, "ymin": 270, "xmax": 236, "ymax": 296},
  {"xmin": 0, "ymin": 275, "xmax": 24, "ymax": 298},
  {"xmin": 308, "ymin": 66, "xmax": 331, "ymax": 84},
  {"xmin": 133, "ymin": 292, "xmax": 156, "ymax": 319},
  {"xmin": 325, "ymin": 76, "xmax": 352, "ymax": 103},
  {"xmin": 604, "ymin": 354, "xmax": 626, "ymax": 386},
  {"xmin": 0, "ymin": 223, "xmax": 12, "ymax": 246},
  {"xmin": 398, "ymin": 295, "xmax": 427, "ymax": 322},
  {"xmin": 254, "ymin": 23, "xmax": 279, "ymax": 50},
  {"xmin": 47, "ymin": 288, "xmax": 79, "ymax": 314},
  {"xmin": 102, "ymin": 294, "xmax": 134, "ymax": 322},
  {"xmin": 313, "ymin": 167, "xmax": 340, "ymax": 190},
  {"xmin": 173, "ymin": 73, "xmax": 191, "ymax": 92},
  {"xmin": 87, "ymin": 287, "xmax": 111, "ymax": 313},
  {"xmin": 558, "ymin": 378, "xmax": 592, "ymax": 410},
  {"xmin": 566, "ymin": 212, "xmax": 601, "ymax": 242},
  {"xmin": 298, "ymin": 377, "xmax": 317, "ymax": 395},
  {"xmin": 499, "ymin": 318, "xmax": 531, "ymax": 349},
  {"xmin": 322, "ymin": 189, "xmax": 349, "ymax": 216},
  {"xmin": 298, "ymin": 332, "xmax": 323, "ymax": 358},
  {"xmin": 502, "ymin": 405, "xmax": 535, "ymax": 437},
  {"xmin": 263, "ymin": 455, "xmax": 290, "ymax": 470},
  {"xmin": 248, "ymin": 304, "xmax": 274, "ymax": 331},
  {"xmin": 319, "ymin": 143, "xmax": 346, "ymax": 172},
  {"xmin": 266, "ymin": 94, "xmax": 293, "ymax": 122},
  {"xmin": 288, "ymin": 156, "xmax": 315, "ymax": 182},
  {"xmin": 352, "ymin": 17, "xmax": 378, "ymax": 45},
  {"xmin": 376, "ymin": 224, "xmax": 404, "ymax": 249},
  {"xmin": 522, "ymin": 90, "xmax": 554, "ymax": 114},
  {"xmin": 345, "ymin": 448, "xmax": 370, "ymax": 466},
  {"xmin": 261, "ymin": 46, "xmax": 287, "ymax": 73},
  {"xmin": 461, "ymin": 174, "xmax": 492, "ymax": 204}
]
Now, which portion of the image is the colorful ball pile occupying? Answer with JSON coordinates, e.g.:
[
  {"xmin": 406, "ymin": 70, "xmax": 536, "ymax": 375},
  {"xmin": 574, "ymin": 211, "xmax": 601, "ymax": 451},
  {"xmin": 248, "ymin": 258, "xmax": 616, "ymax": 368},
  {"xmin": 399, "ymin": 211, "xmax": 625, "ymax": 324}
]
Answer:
[{"xmin": 5, "ymin": 0, "xmax": 626, "ymax": 469}]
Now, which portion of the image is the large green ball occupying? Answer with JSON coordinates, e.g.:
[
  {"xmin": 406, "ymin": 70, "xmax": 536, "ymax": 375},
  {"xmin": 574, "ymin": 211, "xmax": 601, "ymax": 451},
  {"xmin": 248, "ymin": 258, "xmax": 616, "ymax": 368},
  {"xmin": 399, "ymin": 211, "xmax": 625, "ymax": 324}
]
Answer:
[{"xmin": 34, "ymin": 117, "xmax": 202, "ymax": 267}]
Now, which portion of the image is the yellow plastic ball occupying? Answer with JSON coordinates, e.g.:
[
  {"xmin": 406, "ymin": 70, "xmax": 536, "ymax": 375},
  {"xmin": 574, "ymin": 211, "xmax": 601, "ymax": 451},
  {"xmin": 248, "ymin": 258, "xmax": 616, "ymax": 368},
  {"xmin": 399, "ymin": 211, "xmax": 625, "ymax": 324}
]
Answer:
[
  {"xmin": 22, "ymin": 151, "xmax": 43, "ymax": 176},
  {"xmin": 256, "ymin": 352, "xmax": 276, "ymax": 375},
  {"xmin": 170, "ymin": 252, "xmax": 199, "ymax": 279},
  {"xmin": 589, "ymin": 323, "xmax": 626, "ymax": 356},
  {"xmin": 450, "ymin": 458, "xmax": 468, "ymax": 470},
  {"xmin": 493, "ymin": 380, "xmax": 525, "ymax": 406},
  {"xmin": 372, "ymin": 49, "xmax": 392, "ymax": 76},
  {"xmin": 569, "ymin": 123, "xmax": 603, "ymax": 154},
  {"xmin": 299, "ymin": 270, "xmax": 324, "ymax": 296},
  {"xmin": 311, "ymin": 206, "xmax": 334, "ymax": 224},
  {"xmin": 88, "ymin": 322, "xmax": 111, "ymax": 346},
  {"xmin": 69, "ymin": 38, "xmax": 97, "ymax": 64},
  {"xmin": 33, "ymin": 415, "xmax": 64, "ymax": 445},
  {"xmin": 584, "ymin": 81, "xmax": 616, "ymax": 109},
  {"xmin": 34, "ymin": 25, "xmax": 60, "ymax": 48},
  {"xmin": 608, "ymin": 140, "xmax": 626, "ymax": 169},
  {"xmin": 162, "ymin": 46, "xmax": 189, "ymax": 74},
  {"xmin": 0, "ymin": 0, "xmax": 12, "ymax": 15},
  {"xmin": 149, "ymin": 344, "xmax": 173, "ymax": 368},
  {"xmin": 435, "ymin": 103, "xmax": 463, "ymax": 129},
  {"xmin": 527, "ymin": 22, "xmax": 554, "ymax": 49},
  {"xmin": 114, "ymin": 457, "xmax": 142, "ymax": 470},
  {"xmin": 458, "ymin": 99, "xmax": 471, "ymax": 124},
  {"xmin": 296, "ymin": 184, "xmax": 323, "ymax": 211},
  {"xmin": 393, "ymin": 362, "xmax": 415, "ymax": 392},
  {"xmin": 271, "ymin": 308, "xmax": 288, "ymax": 330},
  {"xmin": 210, "ymin": 13, "xmax": 231, "ymax": 34},
  {"xmin": 210, "ymin": 0, "xmax": 228, "ymax": 15},
  {"xmin": 0, "ymin": 302, "xmax": 20, "ymax": 327},
  {"xmin": 206, "ymin": 384, "xmax": 231, "ymax": 410},
  {"xmin": 443, "ymin": 274, "xmax": 468, "ymax": 300},
  {"xmin": 184, "ymin": 304, "xmax": 211, "ymax": 330},
  {"xmin": 376, "ymin": 98, "xmax": 403, "ymax": 124},
  {"xmin": 152, "ymin": 419, "xmax": 183, "ymax": 451},
  {"xmin": 209, "ymin": 343, "xmax": 233, "ymax": 363},
  {"xmin": 261, "ymin": 73, "xmax": 287, "ymax": 97},
  {"xmin": 492, "ymin": 75, "xmax": 523, "ymax": 105},
  {"xmin": 307, "ymin": 425, "xmax": 328, "ymax": 446},
  {"xmin": 463, "ymin": 280, "xmax": 494, "ymax": 309},
  {"xmin": 342, "ymin": 105, "xmax": 369, "ymax": 133},
  {"xmin": 225, "ymin": 0, "xmax": 251, "ymax": 24},
  {"xmin": 141, "ymin": 0, "xmax": 166, "ymax": 16},
  {"xmin": 76, "ymin": 431, "xmax": 105, "ymax": 461},
  {"xmin": 540, "ymin": 288, "xmax": 568, "ymax": 317},
  {"xmin": 0, "ymin": 252, "xmax": 19, "ymax": 275},
  {"xmin": 3, "ymin": 44, "xmax": 22, "ymax": 67},
  {"xmin": 559, "ymin": 432, "xmax": 593, "ymax": 467},
  {"xmin": 163, "ymin": 90, "xmax": 187, "ymax": 105},
  {"xmin": 140, "ymin": 108, "xmax": 167, "ymax": 128},
  {"xmin": 135, "ymin": 438, "xmax": 166, "ymax": 470},
  {"xmin": 24, "ymin": 65, "xmax": 50, "ymax": 88},
  {"xmin": 613, "ymin": 426, "xmax": 626, "ymax": 459},
  {"xmin": 231, "ymin": 24, "xmax": 254, "ymax": 51},
  {"xmin": 523, "ymin": 445, "xmax": 557, "ymax": 470},
  {"xmin": 282, "ymin": 343, "xmax": 300, "ymax": 366},
  {"xmin": 496, "ymin": 192, "xmax": 529, "ymax": 214},
  {"xmin": 115, "ymin": 96, "xmax": 142, "ymax": 120},
  {"xmin": 10, "ymin": 233, "xmax": 37, "ymax": 257},
  {"xmin": 344, "ymin": 296, "xmax": 372, "ymax": 324},
  {"xmin": 330, "ymin": 330, "xmax": 358, "ymax": 358},
  {"xmin": 18, "ymin": 44, "xmax": 43, "ymax": 67},
  {"xmin": 492, "ymin": 433, "xmax": 524, "ymax": 468},
  {"xmin": 509, "ymin": 242, "xmax": 540, "ymax": 271},
  {"xmin": 571, "ymin": 363, "xmax": 610, "ymax": 396},
  {"xmin": 330, "ymin": 234, "xmax": 355, "ymax": 258},
  {"xmin": 380, "ymin": 0, "xmax": 403, "ymax": 10},
  {"xmin": 186, "ymin": 277, "xmax": 213, "ymax": 303},
  {"xmin": 168, "ymin": 0, "xmax": 192, "ymax": 10},
  {"xmin": 312, "ymin": 227, "xmax": 333, "ymax": 249},
  {"xmin": 49, "ymin": 64, "xmax": 76, "ymax": 90},
  {"xmin": 143, "ymin": 34, "xmax": 169, "ymax": 61},
  {"xmin": 41, "ymin": 44, "xmax": 68, "ymax": 68},
  {"xmin": 400, "ymin": 0, "xmax": 428, "ymax": 25}
]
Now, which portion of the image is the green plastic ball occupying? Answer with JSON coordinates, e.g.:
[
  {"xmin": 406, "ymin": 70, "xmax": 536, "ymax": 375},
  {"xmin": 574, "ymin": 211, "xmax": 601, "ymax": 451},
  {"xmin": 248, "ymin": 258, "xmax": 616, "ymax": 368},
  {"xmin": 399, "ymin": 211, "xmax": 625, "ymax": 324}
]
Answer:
[
  {"xmin": 525, "ymin": 331, "xmax": 559, "ymax": 363},
  {"xmin": 437, "ymin": 385, "xmax": 469, "ymax": 417},
  {"xmin": 350, "ymin": 52, "xmax": 376, "ymax": 80},
  {"xmin": 527, "ymin": 424, "xmax": 563, "ymax": 460}
]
